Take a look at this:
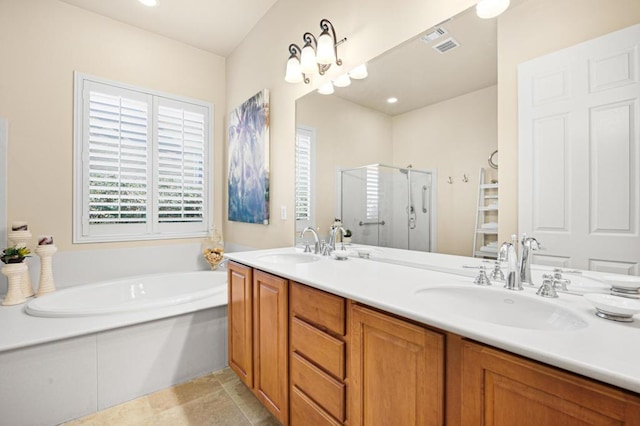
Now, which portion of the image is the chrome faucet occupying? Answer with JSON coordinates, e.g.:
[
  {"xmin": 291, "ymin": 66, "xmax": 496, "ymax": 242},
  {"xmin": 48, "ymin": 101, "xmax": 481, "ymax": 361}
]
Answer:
[
  {"xmin": 300, "ymin": 226, "xmax": 320, "ymax": 254},
  {"xmin": 499, "ymin": 235, "xmax": 523, "ymax": 291},
  {"xmin": 519, "ymin": 234, "xmax": 540, "ymax": 286},
  {"xmin": 328, "ymin": 225, "xmax": 347, "ymax": 251}
]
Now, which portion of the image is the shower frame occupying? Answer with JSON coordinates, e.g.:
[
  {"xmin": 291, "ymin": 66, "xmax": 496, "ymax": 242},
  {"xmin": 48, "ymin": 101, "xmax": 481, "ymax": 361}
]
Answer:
[{"xmin": 338, "ymin": 163, "xmax": 437, "ymax": 252}]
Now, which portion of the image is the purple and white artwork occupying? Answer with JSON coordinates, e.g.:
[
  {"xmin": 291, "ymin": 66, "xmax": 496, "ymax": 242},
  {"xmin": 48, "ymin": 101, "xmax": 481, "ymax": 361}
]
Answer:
[{"xmin": 228, "ymin": 89, "xmax": 270, "ymax": 224}]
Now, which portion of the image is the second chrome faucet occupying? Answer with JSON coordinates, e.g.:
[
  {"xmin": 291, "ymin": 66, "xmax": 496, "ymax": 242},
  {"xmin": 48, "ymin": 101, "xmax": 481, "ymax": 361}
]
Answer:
[{"xmin": 498, "ymin": 233, "xmax": 541, "ymax": 291}]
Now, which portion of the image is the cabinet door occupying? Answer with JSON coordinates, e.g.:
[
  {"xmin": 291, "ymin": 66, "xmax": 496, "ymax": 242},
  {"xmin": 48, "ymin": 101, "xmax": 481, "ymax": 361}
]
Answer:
[
  {"xmin": 253, "ymin": 270, "xmax": 289, "ymax": 424},
  {"xmin": 461, "ymin": 341, "xmax": 640, "ymax": 425},
  {"xmin": 227, "ymin": 262, "xmax": 253, "ymax": 387},
  {"xmin": 350, "ymin": 304, "xmax": 444, "ymax": 426}
]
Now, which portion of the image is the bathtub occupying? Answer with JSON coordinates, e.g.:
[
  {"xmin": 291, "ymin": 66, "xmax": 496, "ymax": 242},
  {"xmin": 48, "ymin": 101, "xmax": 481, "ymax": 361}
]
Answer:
[
  {"xmin": 25, "ymin": 270, "xmax": 226, "ymax": 318},
  {"xmin": 2, "ymin": 270, "xmax": 229, "ymax": 425}
]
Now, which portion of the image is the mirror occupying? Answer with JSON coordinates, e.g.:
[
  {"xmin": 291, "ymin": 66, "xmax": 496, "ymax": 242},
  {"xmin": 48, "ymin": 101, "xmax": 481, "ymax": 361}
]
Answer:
[
  {"xmin": 295, "ymin": 0, "xmax": 640, "ymax": 270},
  {"xmin": 295, "ymin": 5, "xmax": 498, "ymax": 256}
]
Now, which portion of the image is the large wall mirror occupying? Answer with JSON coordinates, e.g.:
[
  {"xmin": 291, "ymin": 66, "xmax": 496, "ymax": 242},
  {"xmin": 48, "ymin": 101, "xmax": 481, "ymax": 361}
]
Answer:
[
  {"xmin": 295, "ymin": 0, "xmax": 640, "ymax": 272},
  {"xmin": 295, "ymin": 5, "xmax": 498, "ymax": 257}
]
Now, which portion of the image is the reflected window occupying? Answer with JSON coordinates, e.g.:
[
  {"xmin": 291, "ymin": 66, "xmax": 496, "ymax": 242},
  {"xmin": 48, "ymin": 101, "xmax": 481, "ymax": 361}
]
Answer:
[
  {"xmin": 365, "ymin": 165, "xmax": 379, "ymax": 220},
  {"xmin": 295, "ymin": 126, "xmax": 315, "ymax": 232}
]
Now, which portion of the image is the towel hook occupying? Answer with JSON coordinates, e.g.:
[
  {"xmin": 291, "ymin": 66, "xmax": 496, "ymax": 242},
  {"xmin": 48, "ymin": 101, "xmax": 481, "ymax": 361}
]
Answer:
[{"xmin": 462, "ymin": 174, "xmax": 469, "ymax": 183}]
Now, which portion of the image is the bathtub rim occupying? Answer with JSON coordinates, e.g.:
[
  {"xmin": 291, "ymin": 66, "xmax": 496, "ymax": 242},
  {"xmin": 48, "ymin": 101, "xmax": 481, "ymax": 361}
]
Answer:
[
  {"xmin": 0, "ymin": 269, "xmax": 228, "ymax": 353},
  {"xmin": 25, "ymin": 270, "xmax": 225, "ymax": 318}
]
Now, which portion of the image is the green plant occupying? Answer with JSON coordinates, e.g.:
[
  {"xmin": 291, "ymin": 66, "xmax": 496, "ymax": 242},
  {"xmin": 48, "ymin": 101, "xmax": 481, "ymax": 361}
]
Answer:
[
  {"xmin": 344, "ymin": 229, "xmax": 352, "ymax": 238},
  {"xmin": 1, "ymin": 246, "xmax": 31, "ymax": 264}
]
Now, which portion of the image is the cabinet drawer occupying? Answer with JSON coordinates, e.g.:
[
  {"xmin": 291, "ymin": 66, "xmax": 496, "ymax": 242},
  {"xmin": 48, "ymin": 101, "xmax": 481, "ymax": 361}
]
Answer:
[
  {"xmin": 291, "ymin": 317, "xmax": 345, "ymax": 380},
  {"xmin": 291, "ymin": 282, "xmax": 346, "ymax": 336},
  {"xmin": 291, "ymin": 352, "xmax": 345, "ymax": 422},
  {"xmin": 291, "ymin": 385, "xmax": 342, "ymax": 426}
]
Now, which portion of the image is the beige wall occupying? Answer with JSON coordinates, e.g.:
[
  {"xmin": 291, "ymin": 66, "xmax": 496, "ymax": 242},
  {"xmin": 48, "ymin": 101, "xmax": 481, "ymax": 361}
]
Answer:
[
  {"xmin": 392, "ymin": 85, "xmax": 497, "ymax": 256},
  {"xmin": 225, "ymin": 0, "xmax": 476, "ymax": 249},
  {"xmin": 296, "ymin": 93, "xmax": 392, "ymax": 236},
  {"xmin": 497, "ymin": 0, "xmax": 640, "ymax": 243},
  {"xmin": 0, "ymin": 0, "xmax": 226, "ymax": 251}
]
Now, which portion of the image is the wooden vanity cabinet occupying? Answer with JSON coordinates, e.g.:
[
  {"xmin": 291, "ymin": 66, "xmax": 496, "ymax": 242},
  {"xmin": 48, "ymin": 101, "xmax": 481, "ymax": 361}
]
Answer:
[
  {"xmin": 289, "ymin": 281, "xmax": 348, "ymax": 426},
  {"xmin": 460, "ymin": 340, "xmax": 640, "ymax": 425},
  {"xmin": 227, "ymin": 262, "xmax": 289, "ymax": 424},
  {"xmin": 350, "ymin": 304, "xmax": 445, "ymax": 426}
]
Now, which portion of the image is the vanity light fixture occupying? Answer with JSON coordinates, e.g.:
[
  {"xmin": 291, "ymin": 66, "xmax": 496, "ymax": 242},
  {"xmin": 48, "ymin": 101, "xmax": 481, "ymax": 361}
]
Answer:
[
  {"xmin": 138, "ymin": 0, "xmax": 158, "ymax": 7},
  {"xmin": 284, "ymin": 19, "xmax": 347, "ymax": 84},
  {"xmin": 475, "ymin": 0, "xmax": 510, "ymax": 19}
]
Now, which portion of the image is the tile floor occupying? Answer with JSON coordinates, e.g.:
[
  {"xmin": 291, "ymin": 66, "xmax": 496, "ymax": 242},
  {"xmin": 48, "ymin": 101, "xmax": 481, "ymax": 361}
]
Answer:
[{"xmin": 64, "ymin": 368, "xmax": 281, "ymax": 426}]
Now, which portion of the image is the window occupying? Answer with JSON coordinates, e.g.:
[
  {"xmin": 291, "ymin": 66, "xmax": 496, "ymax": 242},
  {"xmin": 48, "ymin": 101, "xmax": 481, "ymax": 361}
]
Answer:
[
  {"xmin": 73, "ymin": 73, "xmax": 212, "ymax": 243},
  {"xmin": 365, "ymin": 165, "xmax": 379, "ymax": 220},
  {"xmin": 295, "ymin": 126, "xmax": 315, "ymax": 232}
]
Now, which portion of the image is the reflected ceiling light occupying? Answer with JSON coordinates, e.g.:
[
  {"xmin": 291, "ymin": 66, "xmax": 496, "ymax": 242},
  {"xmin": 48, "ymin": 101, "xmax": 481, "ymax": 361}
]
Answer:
[
  {"xmin": 333, "ymin": 74, "xmax": 351, "ymax": 88},
  {"xmin": 349, "ymin": 64, "xmax": 368, "ymax": 80},
  {"xmin": 284, "ymin": 19, "xmax": 347, "ymax": 84},
  {"xmin": 475, "ymin": 0, "xmax": 510, "ymax": 19},
  {"xmin": 138, "ymin": 0, "xmax": 158, "ymax": 7},
  {"xmin": 318, "ymin": 82, "xmax": 335, "ymax": 95},
  {"xmin": 387, "ymin": 97, "xmax": 398, "ymax": 104}
]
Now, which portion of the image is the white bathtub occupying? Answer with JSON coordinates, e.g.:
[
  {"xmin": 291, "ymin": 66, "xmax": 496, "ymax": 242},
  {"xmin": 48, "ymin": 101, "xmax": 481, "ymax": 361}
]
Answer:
[{"xmin": 25, "ymin": 270, "xmax": 226, "ymax": 318}]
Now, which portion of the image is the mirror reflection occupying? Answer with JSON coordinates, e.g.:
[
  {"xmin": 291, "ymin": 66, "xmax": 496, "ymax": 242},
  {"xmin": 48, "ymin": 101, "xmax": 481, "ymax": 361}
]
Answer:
[{"xmin": 295, "ymin": 6, "xmax": 498, "ymax": 256}]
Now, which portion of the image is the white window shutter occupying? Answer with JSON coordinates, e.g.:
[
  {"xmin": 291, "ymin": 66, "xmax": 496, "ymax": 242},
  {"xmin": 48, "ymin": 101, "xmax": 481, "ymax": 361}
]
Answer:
[
  {"xmin": 74, "ymin": 74, "xmax": 211, "ymax": 243},
  {"xmin": 157, "ymin": 103, "xmax": 206, "ymax": 227},
  {"xmin": 366, "ymin": 166, "xmax": 379, "ymax": 220},
  {"xmin": 295, "ymin": 127, "xmax": 315, "ymax": 231}
]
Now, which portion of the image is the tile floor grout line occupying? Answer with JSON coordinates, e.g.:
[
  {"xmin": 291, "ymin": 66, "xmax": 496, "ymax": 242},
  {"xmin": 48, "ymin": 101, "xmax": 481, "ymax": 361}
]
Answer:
[{"xmin": 218, "ymin": 375, "xmax": 255, "ymax": 425}]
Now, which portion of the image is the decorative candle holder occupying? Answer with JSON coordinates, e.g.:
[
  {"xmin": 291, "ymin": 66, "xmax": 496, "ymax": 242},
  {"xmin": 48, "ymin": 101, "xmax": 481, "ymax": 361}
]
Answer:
[
  {"xmin": 7, "ymin": 230, "xmax": 34, "ymax": 298},
  {"xmin": 35, "ymin": 244, "xmax": 57, "ymax": 297},
  {"xmin": 1, "ymin": 263, "xmax": 27, "ymax": 306}
]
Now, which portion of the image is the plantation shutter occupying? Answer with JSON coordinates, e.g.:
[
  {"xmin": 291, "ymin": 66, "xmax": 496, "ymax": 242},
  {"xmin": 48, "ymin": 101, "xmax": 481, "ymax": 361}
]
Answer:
[
  {"xmin": 85, "ymin": 83, "xmax": 150, "ymax": 233},
  {"xmin": 365, "ymin": 166, "xmax": 379, "ymax": 220},
  {"xmin": 156, "ymin": 100, "xmax": 206, "ymax": 230},
  {"xmin": 295, "ymin": 127, "xmax": 314, "ymax": 231},
  {"xmin": 75, "ymin": 74, "xmax": 211, "ymax": 243}
]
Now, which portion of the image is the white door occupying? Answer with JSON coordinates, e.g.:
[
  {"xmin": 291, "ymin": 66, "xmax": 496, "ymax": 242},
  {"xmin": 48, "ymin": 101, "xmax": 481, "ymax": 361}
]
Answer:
[{"xmin": 519, "ymin": 24, "xmax": 640, "ymax": 275}]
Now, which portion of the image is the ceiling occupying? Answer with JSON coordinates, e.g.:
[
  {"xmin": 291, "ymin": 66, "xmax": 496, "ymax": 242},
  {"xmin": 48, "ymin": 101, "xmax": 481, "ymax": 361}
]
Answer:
[
  {"xmin": 333, "ymin": 7, "xmax": 497, "ymax": 116},
  {"xmin": 59, "ymin": 0, "xmax": 279, "ymax": 56}
]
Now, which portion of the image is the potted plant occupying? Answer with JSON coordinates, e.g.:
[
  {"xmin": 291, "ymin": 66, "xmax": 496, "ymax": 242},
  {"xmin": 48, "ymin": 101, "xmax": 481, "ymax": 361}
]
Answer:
[
  {"xmin": 1, "ymin": 246, "xmax": 31, "ymax": 264},
  {"xmin": 343, "ymin": 229, "xmax": 352, "ymax": 244}
]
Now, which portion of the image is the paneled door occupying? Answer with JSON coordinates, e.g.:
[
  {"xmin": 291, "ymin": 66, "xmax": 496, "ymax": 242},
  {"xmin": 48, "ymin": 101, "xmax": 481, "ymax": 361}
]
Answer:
[{"xmin": 519, "ymin": 24, "xmax": 640, "ymax": 274}]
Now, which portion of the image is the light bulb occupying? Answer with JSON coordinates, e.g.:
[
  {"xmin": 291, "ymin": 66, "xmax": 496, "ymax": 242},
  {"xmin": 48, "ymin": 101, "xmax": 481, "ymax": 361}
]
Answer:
[
  {"xmin": 476, "ymin": 0, "xmax": 510, "ymax": 19},
  {"xmin": 318, "ymin": 82, "xmax": 334, "ymax": 95},
  {"xmin": 284, "ymin": 57, "xmax": 303, "ymax": 84},
  {"xmin": 387, "ymin": 97, "xmax": 398, "ymax": 104},
  {"xmin": 300, "ymin": 44, "xmax": 317, "ymax": 75},
  {"xmin": 349, "ymin": 64, "xmax": 368, "ymax": 80},
  {"xmin": 138, "ymin": 0, "xmax": 157, "ymax": 6},
  {"xmin": 316, "ymin": 32, "xmax": 336, "ymax": 65},
  {"xmin": 333, "ymin": 74, "xmax": 351, "ymax": 88}
]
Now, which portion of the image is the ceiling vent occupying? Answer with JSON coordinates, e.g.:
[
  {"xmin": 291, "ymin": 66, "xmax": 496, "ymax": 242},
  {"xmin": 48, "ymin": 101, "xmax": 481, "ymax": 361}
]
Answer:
[
  {"xmin": 432, "ymin": 37, "xmax": 460, "ymax": 54},
  {"xmin": 421, "ymin": 27, "xmax": 448, "ymax": 43}
]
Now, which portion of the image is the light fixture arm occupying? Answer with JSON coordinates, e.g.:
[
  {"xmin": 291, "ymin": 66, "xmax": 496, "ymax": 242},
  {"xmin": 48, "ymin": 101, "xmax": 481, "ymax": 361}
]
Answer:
[
  {"xmin": 288, "ymin": 43, "xmax": 310, "ymax": 84},
  {"xmin": 320, "ymin": 19, "xmax": 347, "ymax": 67}
]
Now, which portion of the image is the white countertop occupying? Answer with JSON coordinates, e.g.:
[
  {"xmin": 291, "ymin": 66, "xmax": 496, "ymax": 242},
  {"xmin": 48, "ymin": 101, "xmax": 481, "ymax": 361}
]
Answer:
[{"xmin": 225, "ymin": 246, "xmax": 640, "ymax": 394}]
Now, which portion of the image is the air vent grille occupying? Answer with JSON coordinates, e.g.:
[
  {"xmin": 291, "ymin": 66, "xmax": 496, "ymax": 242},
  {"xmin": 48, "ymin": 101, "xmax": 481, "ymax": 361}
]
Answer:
[
  {"xmin": 432, "ymin": 37, "xmax": 460, "ymax": 54},
  {"xmin": 421, "ymin": 27, "xmax": 448, "ymax": 43}
]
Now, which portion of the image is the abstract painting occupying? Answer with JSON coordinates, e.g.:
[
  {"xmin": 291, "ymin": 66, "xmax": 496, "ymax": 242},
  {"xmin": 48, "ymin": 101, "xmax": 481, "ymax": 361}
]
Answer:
[{"xmin": 228, "ymin": 89, "xmax": 270, "ymax": 224}]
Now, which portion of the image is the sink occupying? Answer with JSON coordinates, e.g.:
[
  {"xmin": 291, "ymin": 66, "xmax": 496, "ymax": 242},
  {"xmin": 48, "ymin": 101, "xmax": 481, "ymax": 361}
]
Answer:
[
  {"xmin": 414, "ymin": 286, "xmax": 588, "ymax": 331},
  {"xmin": 257, "ymin": 253, "xmax": 320, "ymax": 264}
]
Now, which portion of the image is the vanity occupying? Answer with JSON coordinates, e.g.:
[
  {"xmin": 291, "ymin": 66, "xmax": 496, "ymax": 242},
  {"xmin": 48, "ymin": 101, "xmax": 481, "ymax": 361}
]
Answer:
[{"xmin": 226, "ymin": 247, "xmax": 640, "ymax": 425}]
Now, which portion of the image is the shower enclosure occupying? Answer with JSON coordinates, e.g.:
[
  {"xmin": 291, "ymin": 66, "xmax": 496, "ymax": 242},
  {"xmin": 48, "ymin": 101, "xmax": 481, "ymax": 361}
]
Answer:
[{"xmin": 340, "ymin": 164, "xmax": 435, "ymax": 252}]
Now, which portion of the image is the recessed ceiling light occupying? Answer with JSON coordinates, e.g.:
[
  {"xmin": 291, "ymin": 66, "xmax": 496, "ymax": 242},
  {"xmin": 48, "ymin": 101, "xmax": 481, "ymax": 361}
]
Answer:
[
  {"xmin": 138, "ymin": 0, "xmax": 158, "ymax": 7},
  {"xmin": 387, "ymin": 97, "xmax": 398, "ymax": 104},
  {"xmin": 476, "ymin": 0, "xmax": 510, "ymax": 19}
]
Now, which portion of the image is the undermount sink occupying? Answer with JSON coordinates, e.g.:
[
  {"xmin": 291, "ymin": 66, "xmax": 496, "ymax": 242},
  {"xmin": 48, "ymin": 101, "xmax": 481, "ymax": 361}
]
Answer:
[
  {"xmin": 414, "ymin": 286, "xmax": 588, "ymax": 331},
  {"xmin": 257, "ymin": 253, "xmax": 320, "ymax": 265}
]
